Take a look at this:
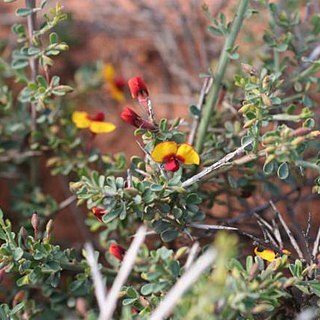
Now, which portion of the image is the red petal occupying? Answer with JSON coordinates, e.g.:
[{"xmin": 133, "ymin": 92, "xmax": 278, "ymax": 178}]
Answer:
[
  {"xmin": 164, "ymin": 158, "xmax": 180, "ymax": 172},
  {"xmin": 109, "ymin": 243, "xmax": 126, "ymax": 261},
  {"xmin": 128, "ymin": 77, "xmax": 149, "ymax": 99}
]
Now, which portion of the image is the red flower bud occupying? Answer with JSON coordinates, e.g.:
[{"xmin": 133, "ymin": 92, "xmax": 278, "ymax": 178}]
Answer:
[
  {"xmin": 120, "ymin": 107, "xmax": 155, "ymax": 130},
  {"xmin": 114, "ymin": 77, "xmax": 126, "ymax": 91},
  {"xmin": 91, "ymin": 207, "xmax": 106, "ymax": 222},
  {"xmin": 109, "ymin": 243, "xmax": 126, "ymax": 261},
  {"xmin": 128, "ymin": 77, "xmax": 149, "ymax": 100}
]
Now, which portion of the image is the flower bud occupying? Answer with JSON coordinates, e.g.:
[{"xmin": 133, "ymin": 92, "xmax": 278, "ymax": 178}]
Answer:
[
  {"xmin": 109, "ymin": 243, "xmax": 126, "ymax": 261},
  {"xmin": 120, "ymin": 107, "xmax": 155, "ymax": 130},
  {"xmin": 289, "ymin": 127, "xmax": 311, "ymax": 137},
  {"xmin": 69, "ymin": 181, "xmax": 84, "ymax": 192},
  {"xmin": 91, "ymin": 207, "xmax": 106, "ymax": 222},
  {"xmin": 261, "ymin": 93, "xmax": 272, "ymax": 107},
  {"xmin": 241, "ymin": 63, "xmax": 257, "ymax": 75},
  {"xmin": 128, "ymin": 77, "xmax": 149, "ymax": 100}
]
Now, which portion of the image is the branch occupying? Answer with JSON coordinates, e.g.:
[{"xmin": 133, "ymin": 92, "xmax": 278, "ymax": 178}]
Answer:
[
  {"xmin": 25, "ymin": 0, "xmax": 38, "ymax": 132},
  {"xmin": 98, "ymin": 226, "xmax": 147, "ymax": 320},
  {"xmin": 150, "ymin": 248, "xmax": 217, "ymax": 320},
  {"xmin": 84, "ymin": 243, "xmax": 107, "ymax": 311},
  {"xmin": 182, "ymin": 139, "xmax": 253, "ymax": 188},
  {"xmin": 195, "ymin": 0, "xmax": 249, "ymax": 153},
  {"xmin": 270, "ymin": 201, "xmax": 304, "ymax": 260}
]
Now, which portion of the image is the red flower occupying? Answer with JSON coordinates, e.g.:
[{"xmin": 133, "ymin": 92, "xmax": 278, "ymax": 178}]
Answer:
[
  {"xmin": 91, "ymin": 207, "xmax": 106, "ymax": 222},
  {"xmin": 109, "ymin": 243, "xmax": 126, "ymax": 261},
  {"xmin": 120, "ymin": 106, "xmax": 155, "ymax": 130},
  {"xmin": 128, "ymin": 77, "xmax": 149, "ymax": 100},
  {"xmin": 114, "ymin": 77, "xmax": 126, "ymax": 91}
]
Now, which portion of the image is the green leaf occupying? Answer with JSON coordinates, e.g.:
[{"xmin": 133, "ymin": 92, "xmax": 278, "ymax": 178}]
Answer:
[
  {"xmin": 122, "ymin": 298, "xmax": 137, "ymax": 306},
  {"xmin": 141, "ymin": 283, "xmax": 153, "ymax": 296},
  {"xmin": 150, "ymin": 184, "xmax": 163, "ymax": 192},
  {"xmin": 16, "ymin": 8, "xmax": 33, "ymax": 17},
  {"xmin": 49, "ymin": 32, "xmax": 59, "ymax": 44},
  {"xmin": 277, "ymin": 162, "xmax": 289, "ymax": 180},
  {"xmin": 263, "ymin": 161, "xmax": 274, "ymax": 175},
  {"xmin": 208, "ymin": 26, "xmax": 224, "ymax": 36},
  {"xmin": 10, "ymin": 302, "xmax": 24, "ymax": 315},
  {"xmin": 161, "ymin": 229, "xmax": 178, "ymax": 242},
  {"xmin": 13, "ymin": 247, "xmax": 24, "ymax": 261},
  {"xmin": 189, "ymin": 105, "xmax": 200, "ymax": 117},
  {"xmin": 102, "ymin": 209, "xmax": 120, "ymax": 223}
]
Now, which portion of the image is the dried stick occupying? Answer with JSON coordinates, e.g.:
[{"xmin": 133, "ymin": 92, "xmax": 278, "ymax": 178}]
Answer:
[
  {"xmin": 270, "ymin": 201, "xmax": 304, "ymax": 259},
  {"xmin": 312, "ymin": 226, "xmax": 320, "ymax": 258},
  {"xmin": 99, "ymin": 226, "xmax": 147, "ymax": 320},
  {"xmin": 184, "ymin": 242, "xmax": 200, "ymax": 270},
  {"xmin": 84, "ymin": 243, "xmax": 107, "ymax": 311},
  {"xmin": 149, "ymin": 248, "xmax": 217, "ymax": 320},
  {"xmin": 187, "ymin": 223, "xmax": 238, "ymax": 232},
  {"xmin": 137, "ymin": 141, "xmax": 167, "ymax": 179},
  {"xmin": 182, "ymin": 138, "xmax": 252, "ymax": 188}
]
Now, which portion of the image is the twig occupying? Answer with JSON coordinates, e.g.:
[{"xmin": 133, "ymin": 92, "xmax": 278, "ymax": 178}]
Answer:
[
  {"xmin": 184, "ymin": 242, "xmax": 200, "ymax": 270},
  {"xmin": 126, "ymin": 169, "xmax": 132, "ymax": 188},
  {"xmin": 136, "ymin": 141, "xmax": 167, "ymax": 179},
  {"xmin": 99, "ymin": 226, "xmax": 147, "ymax": 320},
  {"xmin": 25, "ymin": 0, "xmax": 38, "ymax": 132},
  {"xmin": 224, "ymin": 185, "xmax": 302, "ymax": 224},
  {"xmin": 187, "ymin": 223, "xmax": 238, "ymax": 232},
  {"xmin": 43, "ymin": 195, "xmax": 77, "ymax": 225},
  {"xmin": 270, "ymin": 201, "xmax": 304, "ymax": 259},
  {"xmin": 195, "ymin": 0, "xmax": 249, "ymax": 153},
  {"xmin": 312, "ymin": 226, "xmax": 320, "ymax": 258},
  {"xmin": 182, "ymin": 139, "xmax": 252, "ymax": 188},
  {"xmin": 149, "ymin": 248, "xmax": 217, "ymax": 320},
  {"xmin": 188, "ymin": 77, "xmax": 212, "ymax": 145},
  {"xmin": 0, "ymin": 150, "xmax": 42, "ymax": 162},
  {"xmin": 84, "ymin": 243, "xmax": 107, "ymax": 311}
]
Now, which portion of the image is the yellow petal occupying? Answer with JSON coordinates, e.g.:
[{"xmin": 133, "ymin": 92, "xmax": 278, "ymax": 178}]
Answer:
[
  {"xmin": 102, "ymin": 63, "xmax": 115, "ymax": 82},
  {"xmin": 282, "ymin": 249, "xmax": 291, "ymax": 256},
  {"xmin": 72, "ymin": 111, "xmax": 91, "ymax": 128},
  {"xmin": 176, "ymin": 144, "xmax": 200, "ymax": 165},
  {"xmin": 89, "ymin": 121, "xmax": 116, "ymax": 134},
  {"xmin": 254, "ymin": 247, "xmax": 276, "ymax": 262},
  {"xmin": 151, "ymin": 142, "xmax": 178, "ymax": 162}
]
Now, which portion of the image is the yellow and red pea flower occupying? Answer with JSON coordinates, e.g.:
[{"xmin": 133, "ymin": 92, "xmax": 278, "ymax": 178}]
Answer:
[
  {"xmin": 102, "ymin": 63, "xmax": 126, "ymax": 103},
  {"xmin": 128, "ymin": 76, "xmax": 149, "ymax": 101},
  {"xmin": 91, "ymin": 207, "xmax": 106, "ymax": 222},
  {"xmin": 254, "ymin": 247, "xmax": 291, "ymax": 262},
  {"xmin": 151, "ymin": 141, "xmax": 200, "ymax": 172},
  {"xmin": 120, "ymin": 106, "xmax": 155, "ymax": 130},
  {"xmin": 72, "ymin": 111, "xmax": 116, "ymax": 134},
  {"xmin": 109, "ymin": 243, "xmax": 126, "ymax": 261}
]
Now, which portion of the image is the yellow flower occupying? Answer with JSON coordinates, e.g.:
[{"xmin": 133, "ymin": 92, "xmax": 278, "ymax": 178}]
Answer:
[
  {"xmin": 151, "ymin": 141, "xmax": 200, "ymax": 172},
  {"xmin": 254, "ymin": 247, "xmax": 291, "ymax": 262},
  {"xmin": 72, "ymin": 111, "xmax": 116, "ymax": 134},
  {"xmin": 102, "ymin": 63, "xmax": 125, "ymax": 102},
  {"xmin": 254, "ymin": 247, "xmax": 276, "ymax": 262}
]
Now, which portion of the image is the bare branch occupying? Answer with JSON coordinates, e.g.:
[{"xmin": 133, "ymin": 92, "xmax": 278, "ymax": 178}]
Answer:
[
  {"xmin": 184, "ymin": 242, "xmax": 200, "ymax": 270},
  {"xmin": 84, "ymin": 243, "xmax": 107, "ymax": 311},
  {"xmin": 270, "ymin": 201, "xmax": 304, "ymax": 259},
  {"xmin": 312, "ymin": 226, "xmax": 320, "ymax": 258},
  {"xmin": 182, "ymin": 139, "xmax": 253, "ymax": 188},
  {"xmin": 150, "ymin": 248, "xmax": 217, "ymax": 320},
  {"xmin": 99, "ymin": 226, "xmax": 147, "ymax": 320}
]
